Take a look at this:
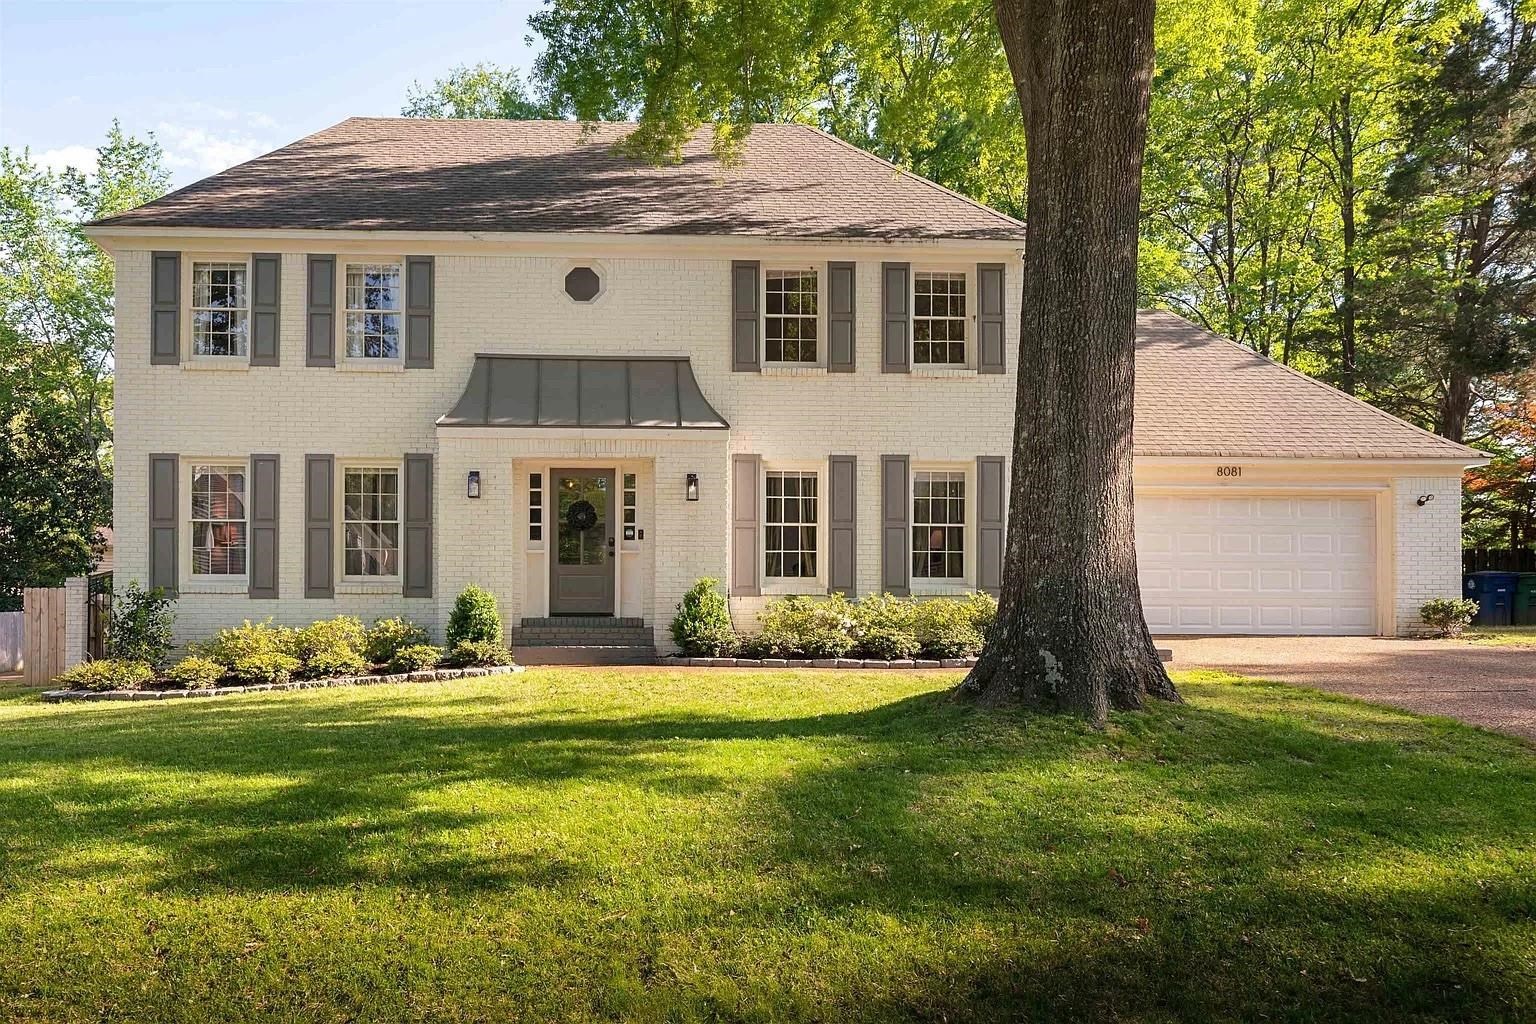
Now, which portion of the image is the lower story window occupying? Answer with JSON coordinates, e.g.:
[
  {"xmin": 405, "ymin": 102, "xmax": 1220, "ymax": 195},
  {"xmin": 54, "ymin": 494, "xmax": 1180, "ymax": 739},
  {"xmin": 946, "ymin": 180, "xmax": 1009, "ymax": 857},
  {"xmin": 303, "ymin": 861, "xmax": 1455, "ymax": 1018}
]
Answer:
[
  {"xmin": 191, "ymin": 463, "xmax": 247, "ymax": 575},
  {"xmin": 913, "ymin": 470, "xmax": 965, "ymax": 579},
  {"xmin": 765, "ymin": 470, "xmax": 818, "ymax": 579},
  {"xmin": 344, "ymin": 467, "xmax": 399, "ymax": 576}
]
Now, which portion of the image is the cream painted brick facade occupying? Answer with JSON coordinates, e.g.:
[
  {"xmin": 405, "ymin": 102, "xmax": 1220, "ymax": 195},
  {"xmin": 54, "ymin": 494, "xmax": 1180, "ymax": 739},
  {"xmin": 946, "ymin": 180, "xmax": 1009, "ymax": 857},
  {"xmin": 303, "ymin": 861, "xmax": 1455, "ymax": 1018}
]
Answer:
[{"xmin": 111, "ymin": 238, "xmax": 1474, "ymax": 649}]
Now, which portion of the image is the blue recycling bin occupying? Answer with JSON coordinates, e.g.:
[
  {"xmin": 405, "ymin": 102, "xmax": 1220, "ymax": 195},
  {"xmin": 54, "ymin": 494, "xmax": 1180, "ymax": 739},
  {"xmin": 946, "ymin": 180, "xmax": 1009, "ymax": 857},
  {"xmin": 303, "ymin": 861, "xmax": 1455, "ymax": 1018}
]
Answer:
[{"xmin": 1463, "ymin": 571, "xmax": 1520, "ymax": 627}]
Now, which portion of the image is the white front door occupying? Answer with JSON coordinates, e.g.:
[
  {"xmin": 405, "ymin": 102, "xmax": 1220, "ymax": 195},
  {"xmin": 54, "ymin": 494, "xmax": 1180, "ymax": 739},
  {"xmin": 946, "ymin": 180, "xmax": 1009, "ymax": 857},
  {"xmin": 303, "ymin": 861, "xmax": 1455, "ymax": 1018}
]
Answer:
[{"xmin": 1136, "ymin": 492, "xmax": 1378, "ymax": 635}]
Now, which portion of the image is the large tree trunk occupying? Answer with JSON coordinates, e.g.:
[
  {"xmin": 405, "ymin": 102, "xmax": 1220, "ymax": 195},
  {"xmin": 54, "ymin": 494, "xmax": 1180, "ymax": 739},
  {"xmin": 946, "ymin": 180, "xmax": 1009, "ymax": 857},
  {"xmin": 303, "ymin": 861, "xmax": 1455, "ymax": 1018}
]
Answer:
[{"xmin": 957, "ymin": 0, "xmax": 1177, "ymax": 724}]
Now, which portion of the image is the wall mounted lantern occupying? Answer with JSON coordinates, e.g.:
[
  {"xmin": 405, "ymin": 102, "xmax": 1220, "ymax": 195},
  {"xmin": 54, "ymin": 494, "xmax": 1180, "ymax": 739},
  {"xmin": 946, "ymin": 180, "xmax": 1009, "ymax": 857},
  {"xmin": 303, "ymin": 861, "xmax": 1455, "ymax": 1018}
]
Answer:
[
  {"xmin": 1416, "ymin": 493, "xmax": 1434, "ymax": 507},
  {"xmin": 467, "ymin": 471, "xmax": 482, "ymax": 499},
  {"xmin": 685, "ymin": 473, "xmax": 700, "ymax": 502}
]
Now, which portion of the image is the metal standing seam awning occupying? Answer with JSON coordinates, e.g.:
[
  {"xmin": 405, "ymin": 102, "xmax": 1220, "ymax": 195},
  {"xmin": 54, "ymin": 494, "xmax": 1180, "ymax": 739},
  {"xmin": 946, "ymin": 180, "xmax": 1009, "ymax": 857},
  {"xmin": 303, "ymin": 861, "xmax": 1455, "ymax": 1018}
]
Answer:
[{"xmin": 437, "ymin": 356, "xmax": 729, "ymax": 430}]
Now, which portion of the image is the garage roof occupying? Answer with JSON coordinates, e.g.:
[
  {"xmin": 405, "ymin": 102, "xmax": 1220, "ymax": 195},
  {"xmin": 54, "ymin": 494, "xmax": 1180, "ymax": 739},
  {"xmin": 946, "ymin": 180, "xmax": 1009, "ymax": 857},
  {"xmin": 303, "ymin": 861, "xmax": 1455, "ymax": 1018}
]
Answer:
[{"xmin": 1135, "ymin": 311, "xmax": 1482, "ymax": 461}]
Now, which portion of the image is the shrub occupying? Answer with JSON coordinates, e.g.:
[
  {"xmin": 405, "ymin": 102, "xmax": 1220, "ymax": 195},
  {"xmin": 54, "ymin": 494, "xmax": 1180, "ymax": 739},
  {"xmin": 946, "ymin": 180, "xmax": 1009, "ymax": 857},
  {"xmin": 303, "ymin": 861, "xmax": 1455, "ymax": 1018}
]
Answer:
[
  {"xmin": 108, "ymin": 581, "xmax": 176, "ymax": 667},
  {"xmin": 757, "ymin": 595, "xmax": 857, "ymax": 659},
  {"xmin": 447, "ymin": 585, "xmax": 503, "ymax": 646},
  {"xmin": 366, "ymin": 617, "xmax": 430, "ymax": 664},
  {"xmin": 963, "ymin": 591, "xmax": 999, "ymax": 638},
  {"xmin": 293, "ymin": 616, "xmax": 368, "ymax": 678},
  {"xmin": 54, "ymin": 658, "xmax": 154, "ymax": 692},
  {"xmin": 440, "ymin": 640, "xmax": 515, "ymax": 668},
  {"xmin": 1421, "ymin": 597, "xmax": 1479, "ymax": 638},
  {"xmin": 228, "ymin": 652, "xmax": 301, "ymax": 685},
  {"xmin": 388, "ymin": 644, "xmax": 443, "ymax": 673},
  {"xmin": 851, "ymin": 594, "xmax": 921, "ymax": 660},
  {"xmin": 193, "ymin": 619, "xmax": 296, "ymax": 666},
  {"xmin": 163, "ymin": 656, "xmax": 224, "ymax": 689},
  {"xmin": 914, "ymin": 598, "xmax": 985, "ymax": 659},
  {"xmin": 670, "ymin": 577, "xmax": 738, "ymax": 656}
]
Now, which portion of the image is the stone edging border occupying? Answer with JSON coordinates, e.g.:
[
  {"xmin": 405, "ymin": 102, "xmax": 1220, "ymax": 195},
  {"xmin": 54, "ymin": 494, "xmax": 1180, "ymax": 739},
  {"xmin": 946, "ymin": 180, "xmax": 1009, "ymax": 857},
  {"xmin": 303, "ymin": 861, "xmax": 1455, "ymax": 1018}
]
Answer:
[
  {"xmin": 661, "ymin": 655, "xmax": 979, "ymax": 669},
  {"xmin": 41, "ymin": 664, "xmax": 524, "ymax": 703}
]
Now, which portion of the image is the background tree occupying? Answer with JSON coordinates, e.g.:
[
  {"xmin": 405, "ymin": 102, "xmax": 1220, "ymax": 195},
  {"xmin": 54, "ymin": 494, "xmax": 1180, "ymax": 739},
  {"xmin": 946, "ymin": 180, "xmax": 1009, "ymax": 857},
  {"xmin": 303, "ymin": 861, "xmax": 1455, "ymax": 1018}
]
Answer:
[
  {"xmin": 402, "ymin": 63, "xmax": 552, "ymax": 119},
  {"xmin": 530, "ymin": 0, "xmax": 1176, "ymax": 721},
  {"xmin": 0, "ymin": 124, "xmax": 168, "ymax": 609}
]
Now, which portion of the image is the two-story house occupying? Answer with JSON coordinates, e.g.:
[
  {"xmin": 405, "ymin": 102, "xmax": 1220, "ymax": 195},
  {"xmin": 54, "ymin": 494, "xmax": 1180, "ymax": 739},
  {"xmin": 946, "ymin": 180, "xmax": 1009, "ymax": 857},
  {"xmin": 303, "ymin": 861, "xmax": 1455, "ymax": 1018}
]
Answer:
[{"xmin": 86, "ymin": 118, "xmax": 1482, "ymax": 660}]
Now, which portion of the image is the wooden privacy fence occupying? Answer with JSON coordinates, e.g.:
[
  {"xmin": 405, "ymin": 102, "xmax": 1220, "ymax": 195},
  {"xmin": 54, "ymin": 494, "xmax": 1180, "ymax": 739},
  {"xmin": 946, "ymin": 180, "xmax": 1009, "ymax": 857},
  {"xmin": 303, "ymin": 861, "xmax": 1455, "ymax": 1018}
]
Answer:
[
  {"xmin": 22, "ymin": 587, "xmax": 68, "ymax": 685},
  {"xmin": 0, "ymin": 612, "xmax": 21, "ymax": 673},
  {"xmin": 1463, "ymin": 548, "xmax": 1536, "ymax": 573}
]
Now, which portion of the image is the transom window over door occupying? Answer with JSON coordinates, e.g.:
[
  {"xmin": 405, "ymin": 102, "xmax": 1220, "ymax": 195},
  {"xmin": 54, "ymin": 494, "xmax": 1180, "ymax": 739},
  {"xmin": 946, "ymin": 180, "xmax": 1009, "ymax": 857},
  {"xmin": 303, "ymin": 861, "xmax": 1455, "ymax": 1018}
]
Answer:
[
  {"xmin": 191, "ymin": 262, "xmax": 249, "ymax": 357},
  {"xmin": 343, "ymin": 467, "xmax": 399, "ymax": 576},
  {"xmin": 191, "ymin": 464, "xmax": 247, "ymax": 575},
  {"xmin": 913, "ymin": 272, "xmax": 967, "ymax": 365},
  {"xmin": 345, "ymin": 263, "xmax": 402, "ymax": 359},
  {"xmin": 765, "ymin": 269, "xmax": 818, "ymax": 363},
  {"xmin": 913, "ymin": 470, "xmax": 965, "ymax": 579},
  {"xmin": 765, "ymin": 471, "xmax": 818, "ymax": 579}
]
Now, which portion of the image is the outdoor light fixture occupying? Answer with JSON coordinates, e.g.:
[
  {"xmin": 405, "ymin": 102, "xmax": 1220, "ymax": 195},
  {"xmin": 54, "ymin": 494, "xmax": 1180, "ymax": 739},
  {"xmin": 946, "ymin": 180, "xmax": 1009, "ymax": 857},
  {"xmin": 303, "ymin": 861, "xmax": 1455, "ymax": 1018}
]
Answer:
[
  {"xmin": 685, "ymin": 473, "xmax": 700, "ymax": 501},
  {"xmin": 467, "ymin": 471, "xmax": 481, "ymax": 498},
  {"xmin": 1417, "ymin": 493, "xmax": 1434, "ymax": 507}
]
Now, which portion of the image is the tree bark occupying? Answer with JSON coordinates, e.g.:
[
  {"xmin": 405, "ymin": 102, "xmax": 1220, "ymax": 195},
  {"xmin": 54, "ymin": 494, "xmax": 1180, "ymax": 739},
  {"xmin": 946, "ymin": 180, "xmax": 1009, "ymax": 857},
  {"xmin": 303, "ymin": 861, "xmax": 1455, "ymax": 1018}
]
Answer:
[{"xmin": 957, "ymin": 0, "xmax": 1177, "ymax": 724}]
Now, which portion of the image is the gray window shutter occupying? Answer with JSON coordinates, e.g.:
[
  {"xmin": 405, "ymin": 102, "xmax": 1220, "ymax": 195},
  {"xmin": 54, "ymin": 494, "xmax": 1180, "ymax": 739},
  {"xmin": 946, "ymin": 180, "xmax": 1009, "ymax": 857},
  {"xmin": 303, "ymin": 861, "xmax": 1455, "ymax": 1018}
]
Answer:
[
  {"xmin": 828, "ymin": 455, "xmax": 857, "ymax": 595},
  {"xmin": 827, "ymin": 261, "xmax": 856, "ymax": 372},
  {"xmin": 304, "ymin": 454, "xmax": 334, "ymax": 598},
  {"xmin": 250, "ymin": 253, "xmax": 281, "ymax": 366},
  {"xmin": 880, "ymin": 455, "xmax": 909, "ymax": 596},
  {"xmin": 148, "ymin": 453, "xmax": 178, "ymax": 595},
  {"xmin": 306, "ymin": 255, "xmax": 335, "ymax": 367},
  {"xmin": 977, "ymin": 456, "xmax": 1006, "ymax": 596},
  {"xmin": 248, "ymin": 454, "xmax": 280, "ymax": 599},
  {"xmin": 881, "ymin": 262, "xmax": 910, "ymax": 373},
  {"xmin": 150, "ymin": 252, "xmax": 180, "ymax": 365},
  {"xmin": 403, "ymin": 453, "xmax": 433, "ymax": 597},
  {"xmin": 404, "ymin": 256, "xmax": 434, "ymax": 369},
  {"xmin": 731, "ymin": 454, "xmax": 760, "ymax": 596},
  {"xmin": 977, "ymin": 263, "xmax": 1006, "ymax": 374},
  {"xmin": 731, "ymin": 260, "xmax": 760, "ymax": 372}
]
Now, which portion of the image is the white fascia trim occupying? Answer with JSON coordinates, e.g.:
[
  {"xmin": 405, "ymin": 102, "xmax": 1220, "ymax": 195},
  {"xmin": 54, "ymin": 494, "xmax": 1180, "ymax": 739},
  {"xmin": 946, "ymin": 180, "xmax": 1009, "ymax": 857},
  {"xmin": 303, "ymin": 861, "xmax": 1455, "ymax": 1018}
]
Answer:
[
  {"xmin": 1134, "ymin": 456, "xmax": 1488, "ymax": 470},
  {"xmin": 82, "ymin": 225, "xmax": 1026, "ymax": 261}
]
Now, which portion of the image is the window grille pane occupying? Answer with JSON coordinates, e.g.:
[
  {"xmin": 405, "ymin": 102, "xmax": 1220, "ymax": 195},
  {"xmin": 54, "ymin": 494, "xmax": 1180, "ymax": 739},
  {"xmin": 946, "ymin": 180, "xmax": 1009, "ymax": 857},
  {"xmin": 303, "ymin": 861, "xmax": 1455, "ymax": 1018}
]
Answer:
[{"xmin": 763, "ymin": 471, "xmax": 819, "ymax": 578}]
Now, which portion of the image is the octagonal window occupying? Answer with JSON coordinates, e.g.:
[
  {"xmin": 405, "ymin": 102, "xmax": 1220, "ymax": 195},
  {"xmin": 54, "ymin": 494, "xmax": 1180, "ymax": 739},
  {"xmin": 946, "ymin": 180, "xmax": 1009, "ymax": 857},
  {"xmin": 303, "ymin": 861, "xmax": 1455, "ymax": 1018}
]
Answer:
[{"xmin": 564, "ymin": 266, "xmax": 602, "ymax": 303}]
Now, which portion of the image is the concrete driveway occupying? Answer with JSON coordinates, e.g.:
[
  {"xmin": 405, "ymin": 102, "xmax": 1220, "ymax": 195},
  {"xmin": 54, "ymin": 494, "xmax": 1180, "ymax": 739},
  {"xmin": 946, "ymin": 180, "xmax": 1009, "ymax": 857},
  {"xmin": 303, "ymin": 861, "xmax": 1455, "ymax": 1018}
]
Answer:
[{"xmin": 1162, "ymin": 635, "xmax": 1536, "ymax": 742}]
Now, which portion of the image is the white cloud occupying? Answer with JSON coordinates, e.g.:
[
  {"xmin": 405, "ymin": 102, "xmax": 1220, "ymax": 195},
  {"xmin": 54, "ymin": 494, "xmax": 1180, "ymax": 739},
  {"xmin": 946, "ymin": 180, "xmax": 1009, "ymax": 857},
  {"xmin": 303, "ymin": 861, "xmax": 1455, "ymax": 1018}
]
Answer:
[
  {"xmin": 34, "ymin": 144, "xmax": 98, "ymax": 175},
  {"xmin": 154, "ymin": 122, "xmax": 271, "ymax": 177}
]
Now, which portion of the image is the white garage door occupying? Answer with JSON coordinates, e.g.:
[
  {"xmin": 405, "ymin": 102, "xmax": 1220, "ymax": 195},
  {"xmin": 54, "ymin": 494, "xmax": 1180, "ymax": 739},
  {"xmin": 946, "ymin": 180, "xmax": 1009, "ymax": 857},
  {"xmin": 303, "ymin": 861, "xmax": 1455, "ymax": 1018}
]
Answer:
[{"xmin": 1136, "ymin": 492, "xmax": 1378, "ymax": 635}]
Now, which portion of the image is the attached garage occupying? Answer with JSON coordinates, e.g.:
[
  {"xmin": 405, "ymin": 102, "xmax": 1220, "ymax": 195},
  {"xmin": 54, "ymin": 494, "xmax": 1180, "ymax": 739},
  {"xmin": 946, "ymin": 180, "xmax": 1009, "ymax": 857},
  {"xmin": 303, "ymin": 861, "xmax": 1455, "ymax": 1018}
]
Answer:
[{"xmin": 1136, "ymin": 491, "xmax": 1378, "ymax": 635}]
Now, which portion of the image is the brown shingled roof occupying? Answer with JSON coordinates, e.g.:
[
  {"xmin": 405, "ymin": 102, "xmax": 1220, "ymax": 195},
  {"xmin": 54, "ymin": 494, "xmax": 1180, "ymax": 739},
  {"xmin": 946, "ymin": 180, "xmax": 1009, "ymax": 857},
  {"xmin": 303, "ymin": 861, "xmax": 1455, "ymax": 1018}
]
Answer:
[
  {"xmin": 91, "ymin": 119, "xmax": 1026, "ymax": 240},
  {"xmin": 1135, "ymin": 310, "xmax": 1481, "ymax": 461}
]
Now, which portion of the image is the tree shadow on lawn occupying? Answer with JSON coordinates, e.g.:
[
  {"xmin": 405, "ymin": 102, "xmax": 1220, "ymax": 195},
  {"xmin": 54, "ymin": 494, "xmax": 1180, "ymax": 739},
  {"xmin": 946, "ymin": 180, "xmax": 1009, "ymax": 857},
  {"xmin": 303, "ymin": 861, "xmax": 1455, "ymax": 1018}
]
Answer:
[{"xmin": 1, "ymin": 673, "xmax": 1532, "ymax": 1020}]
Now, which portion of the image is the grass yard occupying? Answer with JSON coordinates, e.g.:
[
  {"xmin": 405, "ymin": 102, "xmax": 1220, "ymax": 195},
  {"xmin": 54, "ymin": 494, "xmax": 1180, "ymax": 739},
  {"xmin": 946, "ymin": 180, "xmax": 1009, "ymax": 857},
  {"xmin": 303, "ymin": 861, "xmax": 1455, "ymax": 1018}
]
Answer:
[
  {"xmin": 1466, "ymin": 625, "xmax": 1536, "ymax": 646},
  {"xmin": 0, "ymin": 668, "xmax": 1532, "ymax": 1023}
]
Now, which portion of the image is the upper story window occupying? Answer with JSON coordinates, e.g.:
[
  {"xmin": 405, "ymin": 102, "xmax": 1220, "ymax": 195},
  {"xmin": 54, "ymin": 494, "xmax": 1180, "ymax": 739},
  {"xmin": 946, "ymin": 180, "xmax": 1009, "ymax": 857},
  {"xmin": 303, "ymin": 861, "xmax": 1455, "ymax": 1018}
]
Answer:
[
  {"xmin": 913, "ymin": 470, "xmax": 965, "ymax": 580},
  {"xmin": 343, "ymin": 467, "xmax": 400, "ymax": 576},
  {"xmin": 913, "ymin": 271, "xmax": 967, "ymax": 366},
  {"xmin": 765, "ymin": 470, "xmax": 818, "ymax": 579},
  {"xmin": 344, "ymin": 263, "xmax": 402, "ymax": 360},
  {"xmin": 191, "ymin": 262, "xmax": 249, "ymax": 357},
  {"xmin": 191, "ymin": 463, "xmax": 247, "ymax": 575},
  {"xmin": 765, "ymin": 268, "xmax": 818, "ymax": 364},
  {"xmin": 565, "ymin": 266, "xmax": 602, "ymax": 302}
]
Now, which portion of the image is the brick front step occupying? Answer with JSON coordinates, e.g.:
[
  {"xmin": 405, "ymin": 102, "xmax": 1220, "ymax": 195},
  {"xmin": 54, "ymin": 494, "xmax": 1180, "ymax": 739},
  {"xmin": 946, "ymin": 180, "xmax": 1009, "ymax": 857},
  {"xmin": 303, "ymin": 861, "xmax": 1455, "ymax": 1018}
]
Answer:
[
  {"xmin": 516, "ymin": 646, "xmax": 660, "ymax": 666},
  {"xmin": 519, "ymin": 617, "xmax": 645, "ymax": 629},
  {"xmin": 510, "ymin": 628, "xmax": 654, "ymax": 647}
]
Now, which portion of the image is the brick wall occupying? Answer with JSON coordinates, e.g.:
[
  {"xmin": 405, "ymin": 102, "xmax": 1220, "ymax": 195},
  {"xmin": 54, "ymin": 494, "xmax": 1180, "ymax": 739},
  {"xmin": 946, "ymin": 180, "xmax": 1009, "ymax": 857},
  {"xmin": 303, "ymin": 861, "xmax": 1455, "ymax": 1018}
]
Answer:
[{"xmin": 1392, "ymin": 475, "xmax": 1466, "ymax": 633}]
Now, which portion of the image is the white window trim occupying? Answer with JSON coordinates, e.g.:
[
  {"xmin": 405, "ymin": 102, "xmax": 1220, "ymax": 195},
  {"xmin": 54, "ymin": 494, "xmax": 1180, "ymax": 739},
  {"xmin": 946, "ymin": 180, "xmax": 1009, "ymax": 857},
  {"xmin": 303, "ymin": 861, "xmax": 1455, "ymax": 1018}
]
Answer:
[
  {"xmin": 181, "ymin": 457, "xmax": 250, "ymax": 592},
  {"xmin": 336, "ymin": 460, "xmax": 404, "ymax": 585},
  {"xmin": 910, "ymin": 462, "xmax": 974, "ymax": 593},
  {"xmin": 336, "ymin": 258, "xmax": 406, "ymax": 367},
  {"xmin": 182, "ymin": 253, "xmax": 252, "ymax": 367},
  {"xmin": 911, "ymin": 266, "xmax": 975, "ymax": 370},
  {"xmin": 761, "ymin": 460, "xmax": 826, "ymax": 594},
  {"xmin": 761, "ymin": 265, "xmax": 826, "ymax": 368}
]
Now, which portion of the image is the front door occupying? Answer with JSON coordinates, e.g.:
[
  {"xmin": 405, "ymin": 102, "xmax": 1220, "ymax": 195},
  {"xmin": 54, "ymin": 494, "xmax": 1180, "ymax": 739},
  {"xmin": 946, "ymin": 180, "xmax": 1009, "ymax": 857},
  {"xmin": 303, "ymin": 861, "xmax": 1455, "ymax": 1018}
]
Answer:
[{"xmin": 549, "ymin": 470, "xmax": 616, "ymax": 615}]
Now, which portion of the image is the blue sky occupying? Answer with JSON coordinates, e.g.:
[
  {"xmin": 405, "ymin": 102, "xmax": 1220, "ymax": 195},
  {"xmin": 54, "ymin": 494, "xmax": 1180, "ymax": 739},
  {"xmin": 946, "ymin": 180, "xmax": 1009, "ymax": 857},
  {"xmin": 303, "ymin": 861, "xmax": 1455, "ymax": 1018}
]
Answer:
[{"xmin": 1, "ymin": 0, "xmax": 544, "ymax": 186}]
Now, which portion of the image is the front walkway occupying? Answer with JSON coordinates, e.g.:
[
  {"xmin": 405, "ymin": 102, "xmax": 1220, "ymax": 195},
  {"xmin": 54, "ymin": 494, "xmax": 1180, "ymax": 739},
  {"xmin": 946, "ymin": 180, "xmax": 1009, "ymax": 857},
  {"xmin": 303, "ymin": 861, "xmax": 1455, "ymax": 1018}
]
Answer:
[{"xmin": 1163, "ymin": 635, "xmax": 1536, "ymax": 742}]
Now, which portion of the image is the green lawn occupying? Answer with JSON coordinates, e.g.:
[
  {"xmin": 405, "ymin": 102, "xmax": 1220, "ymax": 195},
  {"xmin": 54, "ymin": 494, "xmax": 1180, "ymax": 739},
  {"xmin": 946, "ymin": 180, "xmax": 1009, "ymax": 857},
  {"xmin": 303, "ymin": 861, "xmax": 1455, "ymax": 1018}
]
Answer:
[
  {"xmin": 1466, "ymin": 625, "xmax": 1536, "ymax": 646},
  {"xmin": 0, "ymin": 669, "xmax": 1531, "ymax": 1023}
]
